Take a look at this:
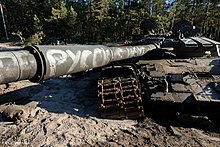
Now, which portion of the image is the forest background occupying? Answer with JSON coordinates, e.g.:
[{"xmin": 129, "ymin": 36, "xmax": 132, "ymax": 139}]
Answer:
[{"xmin": 0, "ymin": 0, "xmax": 219, "ymax": 45}]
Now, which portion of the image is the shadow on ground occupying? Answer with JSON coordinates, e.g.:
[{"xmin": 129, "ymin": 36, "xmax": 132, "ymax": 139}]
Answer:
[
  {"xmin": 0, "ymin": 72, "xmax": 100, "ymax": 118},
  {"xmin": 142, "ymin": 111, "xmax": 220, "ymax": 135}
]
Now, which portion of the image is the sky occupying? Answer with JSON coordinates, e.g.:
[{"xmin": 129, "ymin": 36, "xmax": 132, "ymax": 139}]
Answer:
[{"xmin": 166, "ymin": 0, "xmax": 174, "ymax": 4}]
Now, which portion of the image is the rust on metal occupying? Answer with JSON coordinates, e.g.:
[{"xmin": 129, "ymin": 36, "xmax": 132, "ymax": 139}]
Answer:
[{"xmin": 98, "ymin": 65, "xmax": 144, "ymax": 119}]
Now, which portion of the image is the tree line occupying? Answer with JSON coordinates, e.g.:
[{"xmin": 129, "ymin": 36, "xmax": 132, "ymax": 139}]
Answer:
[{"xmin": 0, "ymin": 0, "xmax": 219, "ymax": 45}]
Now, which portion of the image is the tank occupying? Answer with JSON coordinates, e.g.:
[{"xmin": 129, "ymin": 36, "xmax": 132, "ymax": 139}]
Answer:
[
  {"xmin": 98, "ymin": 58, "xmax": 220, "ymax": 119},
  {"xmin": 1, "ymin": 19, "xmax": 220, "ymax": 120},
  {"xmin": 96, "ymin": 20, "xmax": 220, "ymax": 119}
]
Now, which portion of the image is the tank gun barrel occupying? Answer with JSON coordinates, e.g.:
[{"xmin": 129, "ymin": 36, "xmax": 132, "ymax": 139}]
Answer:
[
  {"xmin": 0, "ymin": 44, "xmax": 158, "ymax": 84},
  {"xmin": 0, "ymin": 48, "xmax": 38, "ymax": 84}
]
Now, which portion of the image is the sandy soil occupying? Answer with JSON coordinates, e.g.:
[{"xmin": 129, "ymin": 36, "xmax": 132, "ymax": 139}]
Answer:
[
  {"xmin": 0, "ymin": 44, "xmax": 220, "ymax": 146},
  {"xmin": 0, "ymin": 73, "xmax": 220, "ymax": 147}
]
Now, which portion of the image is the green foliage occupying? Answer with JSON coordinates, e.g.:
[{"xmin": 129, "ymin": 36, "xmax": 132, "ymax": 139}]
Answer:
[
  {"xmin": 0, "ymin": 0, "xmax": 219, "ymax": 44},
  {"xmin": 51, "ymin": 2, "xmax": 67, "ymax": 20},
  {"xmin": 25, "ymin": 31, "xmax": 45, "ymax": 45},
  {"xmin": 43, "ymin": 2, "xmax": 77, "ymax": 44}
]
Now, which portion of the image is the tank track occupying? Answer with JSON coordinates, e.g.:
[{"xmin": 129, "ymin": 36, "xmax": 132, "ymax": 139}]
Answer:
[{"xmin": 98, "ymin": 65, "xmax": 145, "ymax": 119}]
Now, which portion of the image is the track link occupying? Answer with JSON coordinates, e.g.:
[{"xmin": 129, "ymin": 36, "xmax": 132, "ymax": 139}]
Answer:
[{"xmin": 98, "ymin": 65, "xmax": 144, "ymax": 119}]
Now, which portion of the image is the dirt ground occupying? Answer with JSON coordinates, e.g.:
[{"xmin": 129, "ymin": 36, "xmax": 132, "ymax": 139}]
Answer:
[
  {"xmin": 0, "ymin": 73, "xmax": 220, "ymax": 147},
  {"xmin": 1, "ymin": 44, "xmax": 220, "ymax": 146}
]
